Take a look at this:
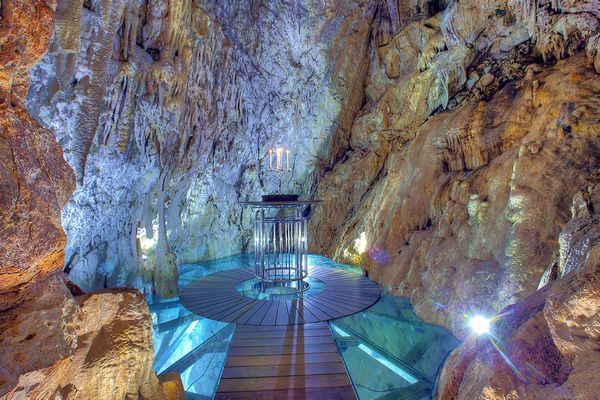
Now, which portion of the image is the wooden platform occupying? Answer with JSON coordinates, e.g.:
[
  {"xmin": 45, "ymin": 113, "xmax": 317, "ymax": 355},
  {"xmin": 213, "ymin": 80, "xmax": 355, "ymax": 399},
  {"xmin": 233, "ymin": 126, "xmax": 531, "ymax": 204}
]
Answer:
[
  {"xmin": 178, "ymin": 265, "xmax": 381, "ymax": 397},
  {"xmin": 215, "ymin": 322, "xmax": 356, "ymax": 399},
  {"xmin": 180, "ymin": 266, "xmax": 380, "ymax": 326}
]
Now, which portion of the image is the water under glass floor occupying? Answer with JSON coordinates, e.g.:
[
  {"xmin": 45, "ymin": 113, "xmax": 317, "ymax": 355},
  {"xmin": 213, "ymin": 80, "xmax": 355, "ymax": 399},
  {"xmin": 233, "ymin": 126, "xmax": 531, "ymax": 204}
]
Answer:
[{"xmin": 147, "ymin": 254, "xmax": 459, "ymax": 399}]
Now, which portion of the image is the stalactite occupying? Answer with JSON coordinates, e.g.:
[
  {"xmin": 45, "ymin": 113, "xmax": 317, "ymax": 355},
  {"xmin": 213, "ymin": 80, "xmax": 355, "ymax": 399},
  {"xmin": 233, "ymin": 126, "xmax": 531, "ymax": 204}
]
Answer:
[{"xmin": 72, "ymin": 0, "xmax": 127, "ymax": 184}]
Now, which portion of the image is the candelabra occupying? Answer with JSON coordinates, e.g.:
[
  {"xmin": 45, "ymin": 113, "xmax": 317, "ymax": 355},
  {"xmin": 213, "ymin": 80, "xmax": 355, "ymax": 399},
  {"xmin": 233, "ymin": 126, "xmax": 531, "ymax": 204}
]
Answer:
[{"xmin": 264, "ymin": 146, "xmax": 296, "ymax": 202}]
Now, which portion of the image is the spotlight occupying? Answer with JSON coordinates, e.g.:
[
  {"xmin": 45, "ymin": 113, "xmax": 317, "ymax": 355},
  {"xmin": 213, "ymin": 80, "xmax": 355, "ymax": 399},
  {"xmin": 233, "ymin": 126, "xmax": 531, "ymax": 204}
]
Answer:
[{"xmin": 469, "ymin": 315, "xmax": 491, "ymax": 335}]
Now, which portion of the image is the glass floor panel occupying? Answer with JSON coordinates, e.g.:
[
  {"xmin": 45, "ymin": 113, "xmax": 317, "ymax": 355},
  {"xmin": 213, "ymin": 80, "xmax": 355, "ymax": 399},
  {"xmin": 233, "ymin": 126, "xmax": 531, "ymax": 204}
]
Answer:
[{"xmin": 330, "ymin": 295, "xmax": 459, "ymax": 399}]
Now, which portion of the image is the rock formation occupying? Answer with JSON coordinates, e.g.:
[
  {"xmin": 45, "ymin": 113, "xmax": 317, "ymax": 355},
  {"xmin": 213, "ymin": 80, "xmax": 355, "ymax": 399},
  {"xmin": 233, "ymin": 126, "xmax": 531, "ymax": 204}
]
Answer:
[
  {"xmin": 437, "ymin": 184, "xmax": 600, "ymax": 399},
  {"xmin": 308, "ymin": 0, "xmax": 600, "ymax": 398},
  {"xmin": 1, "ymin": 0, "xmax": 599, "ymax": 399},
  {"xmin": 27, "ymin": 0, "xmax": 379, "ymax": 295},
  {"xmin": 0, "ymin": 275, "xmax": 181, "ymax": 399},
  {"xmin": 0, "ymin": 1, "xmax": 182, "ymax": 398},
  {"xmin": 0, "ymin": 0, "xmax": 75, "ymax": 312}
]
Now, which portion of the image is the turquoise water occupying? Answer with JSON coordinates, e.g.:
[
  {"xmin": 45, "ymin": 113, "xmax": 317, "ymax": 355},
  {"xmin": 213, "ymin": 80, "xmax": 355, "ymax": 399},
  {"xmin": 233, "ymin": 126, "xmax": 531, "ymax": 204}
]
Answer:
[{"xmin": 147, "ymin": 254, "xmax": 458, "ymax": 399}]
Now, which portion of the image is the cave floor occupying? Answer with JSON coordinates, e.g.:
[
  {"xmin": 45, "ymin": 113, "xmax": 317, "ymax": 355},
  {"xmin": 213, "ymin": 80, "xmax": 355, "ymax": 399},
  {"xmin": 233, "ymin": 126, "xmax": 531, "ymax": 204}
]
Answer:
[{"xmin": 148, "ymin": 255, "xmax": 459, "ymax": 399}]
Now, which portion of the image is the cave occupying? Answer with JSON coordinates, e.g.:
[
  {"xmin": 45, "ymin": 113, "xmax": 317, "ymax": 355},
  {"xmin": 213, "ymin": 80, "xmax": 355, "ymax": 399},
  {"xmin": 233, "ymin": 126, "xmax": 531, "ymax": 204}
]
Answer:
[{"xmin": 1, "ymin": 0, "xmax": 600, "ymax": 399}]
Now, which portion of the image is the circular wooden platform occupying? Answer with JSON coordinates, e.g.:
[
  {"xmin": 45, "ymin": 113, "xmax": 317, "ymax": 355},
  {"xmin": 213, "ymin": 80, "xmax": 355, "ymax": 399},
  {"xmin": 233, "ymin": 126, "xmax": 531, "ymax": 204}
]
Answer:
[{"xmin": 180, "ymin": 265, "xmax": 380, "ymax": 326}]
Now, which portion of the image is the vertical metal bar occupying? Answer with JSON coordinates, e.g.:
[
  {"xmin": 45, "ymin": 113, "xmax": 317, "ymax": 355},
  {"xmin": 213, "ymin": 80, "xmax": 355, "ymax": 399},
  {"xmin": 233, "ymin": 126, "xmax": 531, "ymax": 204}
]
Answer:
[
  {"xmin": 260, "ymin": 209, "xmax": 265, "ymax": 280},
  {"xmin": 303, "ymin": 217, "xmax": 307, "ymax": 277},
  {"xmin": 287, "ymin": 216, "xmax": 290, "ymax": 282},
  {"xmin": 296, "ymin": 208, "xmax": 300, "ymax": 280},
  {"xmin": 271, "ymin": 218, "xmax": 275, "ymax": 281},
  {"xmin": 255, "ymin": 218, "xmax": 258, "ymax": 277},
  {"xmin": 279, "ymin": 218, "xmax": 283, "ymax": 281},
  {"xmin": 263, "ymin": 216, "xmax": 273, "ymax": 284}
]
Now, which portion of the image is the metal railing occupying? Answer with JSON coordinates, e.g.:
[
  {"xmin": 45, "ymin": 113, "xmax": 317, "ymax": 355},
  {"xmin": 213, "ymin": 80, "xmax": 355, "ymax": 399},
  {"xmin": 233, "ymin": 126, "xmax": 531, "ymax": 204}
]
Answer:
[
  {"xmin": 241, "ymin": 200, "xmax": 320, "ymax": 292},
  {"xmin": 254, "ymin": 208, "xmax": 308, "ymax": 290}
]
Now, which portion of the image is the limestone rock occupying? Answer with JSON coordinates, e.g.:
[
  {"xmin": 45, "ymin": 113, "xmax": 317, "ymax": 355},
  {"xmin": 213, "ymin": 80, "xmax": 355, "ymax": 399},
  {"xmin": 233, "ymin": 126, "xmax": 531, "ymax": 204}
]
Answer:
[
  {"xmin": 436, "ymin": 184, "xmax": 600, "ymax": 399},
  {"xmin": 0, "ymin": 273, "xmax": 79, "ymax": 395},
  {"xmin": 0, "ymin": 2, "xmax": 182, "ymax": 398},
  {"xmin": 0, "ymin": 99, "xmax": 76, "ymax": 311},
  {"xmin": 26, "ymin": 0, "xmax": 380, "ymax": 295},
  {"xmin": 479, "ymin": 73, "xmax": 495, "ymax": 87},
  {"xmin": 158, "ymin": 373, "xmax": 186, "ymax": 400},
  {"xmin": 0, "ymin": 277, "xmax": 179, "ymax": 400},
  {"xmin": 314, "ymin": 55, "xmax": 600, "ymax": 338},
  {"xmin": 0, "ymin": 0, "xmax": 76, "ymax": 312},
  {"xmin": 0, "ymin": 0, "xmax": 56, "ymax": 99}
]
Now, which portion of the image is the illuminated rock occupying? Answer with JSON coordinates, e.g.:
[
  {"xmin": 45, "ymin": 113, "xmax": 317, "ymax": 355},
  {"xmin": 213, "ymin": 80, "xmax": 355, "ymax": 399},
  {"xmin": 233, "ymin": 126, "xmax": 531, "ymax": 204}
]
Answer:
[
  {"xmin": 313, "ymin": 28, "xmax": 600, "ymax": 339},
  {"xmin": 437, "ymin": 184, "xmax": 600, "ymax": 399},
  {"xmin": 27, "ymin": 0, "xmax": 379, "ymax": 296},
  {"xmin": 0, "ymin": 0, "xmax": 75, "ymax": 312}
]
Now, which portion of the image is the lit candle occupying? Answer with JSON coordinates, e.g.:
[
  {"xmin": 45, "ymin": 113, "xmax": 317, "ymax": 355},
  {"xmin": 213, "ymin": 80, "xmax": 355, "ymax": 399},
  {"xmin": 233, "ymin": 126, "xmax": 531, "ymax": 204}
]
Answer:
[
  {"xmin": 268, "ymin": 149, "xmax": 273, "ymax": 170},
  {"xmin": 286, "ymin": 149, "xmax": 290, "ymax": 171},
  {"xmin": 276, "ymin": 148, "xmax": 283, "ymax": 170}
]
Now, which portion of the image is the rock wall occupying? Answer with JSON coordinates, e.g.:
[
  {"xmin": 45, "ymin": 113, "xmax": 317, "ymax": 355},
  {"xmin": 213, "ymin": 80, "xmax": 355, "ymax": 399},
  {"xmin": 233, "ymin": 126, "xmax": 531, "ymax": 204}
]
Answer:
[
  {"xmin": 312, "ymin": 0, "xmax": 600, "ymax": 335},
  {"xmin": 0, "ymin": 0, "xmax": 75, "ymax": 312},
  {"xmin": 309, "ymin": 0, "xmax": 600, "ymax": 398},
  {"xmin": 27, "ymin": 0, "xmax": 379, "ymax": 295},
  {"xmin": 437, "ymin": 184, "xmax": 600, "ymax": 399},
  {"xmin": 0, "ymin": 1, "xmax": 182, "ymax": 398},
  {"xmin": 0, "ymin": 275, "xmax": 180, "ymax": 399}
]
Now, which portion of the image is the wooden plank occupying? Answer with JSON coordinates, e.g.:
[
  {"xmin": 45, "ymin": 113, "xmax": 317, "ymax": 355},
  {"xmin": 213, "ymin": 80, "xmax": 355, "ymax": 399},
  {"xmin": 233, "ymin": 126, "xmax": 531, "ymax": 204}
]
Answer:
[
  {"xmin": 180, "ymin": 265, "xmax": 380, "ymax": 326},
  {"xmin": 220, "ymin": 362, "xmax": 347, "ymax": 379},
  {"xmin": 246, "ymin": 300, "xmax": 275, "ymax": 325},
  {"xmin": 316, "ymin": 291, "xmax": 377, "ymax": 308},
  {"xmin": 293, "ymin": 299, "xmax": 333, "ymax": 321},
  {"xmin": 304, "ymin": 295, "xmax": 361, "ymax": 316},
  {"xmin": 215, "ymin": 386, "xmax": 356, "ymax": 400},
  {"xmin": 259, "ymin": 300, "xmax": 279, "ymax": 325},
  {"xmin": 209, "ymin": 298, "xmax": 258, "ymax": 321},
  {"xmin": 291, "ymin": 300, "xmax": 319, "ymax": 323},
  {"xmin": 227, "ymin": 343, "xmax": 339, "ymax": 357},
  {"xmin": 221, "ymin": 300, "xmax": 262, "ymax": 323},
  {"xmin": 232, "ymin": 301, "xmax": 269, "ymax": 325},
  {"xmin": 217, "ymin": 374, "xmax": 351, "ymax": 392},
  {"xmin": 275, "ymin": 300, "xmax": 290, "ymax": 325},
  {"xmin": 235, "ymin": 322, "xmax": 329, "ymax": 332},
  {"xmin": 231, "ymin": 328, "xmax": 332, "ymax": 339},
  {"xmin": 230, "ymin": 335, "xmax": 334, "ymax": 348},
  {"xmin": 181, "ymin": 292, "xmax": 239, "ymax": 308},
  {"xmin": 190, "ymin": 296, "xmax": 248, "ymax": 315},
  {"xmin": 225, "ymin": 352, "xmax": 344, "ymax": 367}
]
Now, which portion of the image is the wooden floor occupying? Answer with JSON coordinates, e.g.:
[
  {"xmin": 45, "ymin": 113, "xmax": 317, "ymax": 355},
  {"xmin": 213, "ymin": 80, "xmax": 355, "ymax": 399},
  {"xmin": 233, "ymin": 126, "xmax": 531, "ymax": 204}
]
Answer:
[
  {"xmin": 180, "ymin": 266, "xmax": 380, "ymax": 325},
  {"xmin": 215, "ymin": 322, "xmax": 356, "ymax": 400},
  {"xmin": 179, "ymin": 265, "xmax": 380, "ymax": 397}
]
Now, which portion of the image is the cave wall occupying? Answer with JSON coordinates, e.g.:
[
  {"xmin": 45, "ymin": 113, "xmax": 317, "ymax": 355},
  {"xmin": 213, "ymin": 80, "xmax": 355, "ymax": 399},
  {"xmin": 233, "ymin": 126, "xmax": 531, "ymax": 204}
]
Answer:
[
  {"xmin": 0, "ymin": 1, "xmax": 182, "ymax": 397},
  {"xmin": 309, "ymin": 0, "xmax": 600, "ymax": 398},
  {"xmin": 4, "ymin": 0, "xmax": 598, "ymax": 397},
  {"xmin": 26, "ymin": 0, "xmax": 379, "ymax": 294},
  {"xmin": 0, "ymin": 0, "xmax": 75, "ymax": 312},
  {"xmin": 312, "ymin": 0, "xmax": 600, "ymax": 334}
]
